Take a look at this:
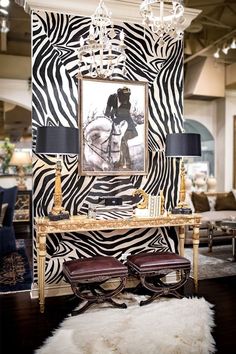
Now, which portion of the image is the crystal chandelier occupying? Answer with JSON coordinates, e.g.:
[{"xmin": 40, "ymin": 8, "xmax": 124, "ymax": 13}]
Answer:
[
  {"xmin": 140, "ymin": 0, "xmax": 185, "ymax": 45},
  {"xmin": 78, "ymin": 0, "xmax": 127, "ymax": 79}
]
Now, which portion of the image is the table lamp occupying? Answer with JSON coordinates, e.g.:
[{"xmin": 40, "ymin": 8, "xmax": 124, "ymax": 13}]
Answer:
[
  {"xmin": 35, "ymin": 126, "xmax": 79, "ymax": 221},
  {"xmin": 165, "ymin": 132, "xmax": 201, "ymax": 214},
  {"xmin": 9, "ymin": 150, "xmax": 31, "ymax": 190}
]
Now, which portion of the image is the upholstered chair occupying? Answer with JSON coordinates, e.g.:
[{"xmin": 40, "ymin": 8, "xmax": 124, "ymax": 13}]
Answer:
[{"xmin": 0, "ymin": 186, "xmax": 18, "ymax": 256}]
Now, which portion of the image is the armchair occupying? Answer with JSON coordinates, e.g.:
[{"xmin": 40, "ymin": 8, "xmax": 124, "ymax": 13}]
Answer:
[{"xmin": 0, "ymin": 186, "xmax": 18, "ymax": 256}]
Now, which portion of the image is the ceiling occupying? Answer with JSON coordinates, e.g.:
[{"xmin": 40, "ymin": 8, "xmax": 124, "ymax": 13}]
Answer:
[
  {"xmin": 0, "ymin": 0, "xmax": 235, "ymax": 141},
  {"xmin": 184, "ymin": 0, "xmax": 236, "ymax": 65},
  {"xmin": 1, "ymin": 0, "xmax": 235, "ymax": 62}
]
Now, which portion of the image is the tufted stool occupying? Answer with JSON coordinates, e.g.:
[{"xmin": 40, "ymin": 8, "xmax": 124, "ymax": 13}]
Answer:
[
  {"xmin": 127, "ymin": 252, "xmax": 191, "ymax": 306},
  {"xmin": 63, "ymin": 256, "xmax": 128, "ymax": 316}
]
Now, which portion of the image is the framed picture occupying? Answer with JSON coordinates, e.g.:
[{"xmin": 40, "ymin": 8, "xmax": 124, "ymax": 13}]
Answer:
[{"xmin": 79, "ymin": 77, "xmax": 148, "ymax": 176}]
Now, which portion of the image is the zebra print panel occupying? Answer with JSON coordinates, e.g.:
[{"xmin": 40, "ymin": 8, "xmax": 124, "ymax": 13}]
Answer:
[{"xmin": 32, "ymin": 10, "xmax": 183, "ymax": 285}]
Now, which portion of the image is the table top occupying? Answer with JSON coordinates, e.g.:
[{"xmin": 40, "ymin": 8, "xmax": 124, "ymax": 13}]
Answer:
[
  {"xmin": 34, "ymin": 213, "xmax": 202, "ymax": 234},
  {"xmin": 220, "ymin": 219, "xmax": 236, "ymax": 229},
  {"xmin": 215, "ymin": 218, "xmax": 236, "ymax": 229}
]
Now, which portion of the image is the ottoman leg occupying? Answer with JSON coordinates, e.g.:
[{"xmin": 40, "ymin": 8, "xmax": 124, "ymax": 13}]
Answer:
[
  {"xmin": 139, "ymin": 269, "xmax": 190, "ymax": 306},
  {"xmin": 70, "ymin": 276, "xmax": 127, "ymax": 315},
  {"xmin": 72, "ymin": 301, "xmax": 95, "ymax": 316}
]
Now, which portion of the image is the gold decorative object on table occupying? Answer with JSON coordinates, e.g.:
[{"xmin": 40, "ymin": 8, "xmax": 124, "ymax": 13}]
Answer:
[
  {"xmin": 160, "ymin": 190, "xmax": 165, "ymax": 215},
  {"xmin": 133, "ymin": 189, "xmax": 149, "ymax": 209}
]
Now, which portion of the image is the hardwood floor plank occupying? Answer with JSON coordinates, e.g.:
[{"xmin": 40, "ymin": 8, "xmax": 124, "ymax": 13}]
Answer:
[{"xmin": 0, "ymin": 276, "xmax": 236, "ymax": 354}]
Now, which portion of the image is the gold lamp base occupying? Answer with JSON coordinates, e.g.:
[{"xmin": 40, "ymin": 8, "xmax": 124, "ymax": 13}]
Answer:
[
  {"xmin": 48, "ymin": 160, "xmax": 70, "ymax": 221},
  {"xmin": 17, "ymin": 166, "xmax": 27, "ymax": 190},
  {"xmin": 173, "ymin": 159, "xmax": 192, "ymax": 214}
]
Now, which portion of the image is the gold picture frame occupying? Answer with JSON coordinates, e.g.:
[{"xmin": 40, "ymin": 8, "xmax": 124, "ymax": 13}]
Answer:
[{"xmin": 79, "ymin": 77, "xmax": 148, "ymax": 176}]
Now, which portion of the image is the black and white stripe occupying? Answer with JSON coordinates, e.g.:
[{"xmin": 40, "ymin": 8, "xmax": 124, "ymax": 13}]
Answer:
[{"xmin": 32, "ymin": 10, "xmax": 183, "ymax": 285}]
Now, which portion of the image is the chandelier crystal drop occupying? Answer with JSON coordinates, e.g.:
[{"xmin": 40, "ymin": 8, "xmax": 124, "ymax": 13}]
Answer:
[
  {"xmin": 78, "ymin": 0, "xmax": 127, "ymax": 79},
  {"xmin": 140, "ymin": 0, "xmax": 185, "ymax": 45}
]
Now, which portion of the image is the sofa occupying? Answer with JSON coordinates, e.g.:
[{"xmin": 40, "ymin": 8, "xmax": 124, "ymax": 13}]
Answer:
[{"xmin": 185, "ymin": 190, "xmax": 236, "ymax": 248}]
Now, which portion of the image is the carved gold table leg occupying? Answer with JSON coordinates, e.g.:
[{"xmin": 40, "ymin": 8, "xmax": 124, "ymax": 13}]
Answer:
[
  {"xmin": 179, "ymin": 225, "xmax": 185, "ymax": 257},
  {"xmin": 192, "ymin": 226, "xmax": 200, "ymax": 292},
  {"xmin": 36, "ymin": 232, "xmax": 40, "ymax": 283},
  {"xmin": 176, "ymin": 226, "xmax": 186, "ymax": 282},
  {"xmin": 38, "ymin": 233, "xmax": 47, "ymax": 313}
]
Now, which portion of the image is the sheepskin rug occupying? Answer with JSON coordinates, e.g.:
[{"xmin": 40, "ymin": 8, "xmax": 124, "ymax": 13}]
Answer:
[{"xmin": 35, "ymin": 293, "xmax": 215, "ymax": 354}]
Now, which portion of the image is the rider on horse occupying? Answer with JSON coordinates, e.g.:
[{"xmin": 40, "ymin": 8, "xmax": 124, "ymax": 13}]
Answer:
[{"xmin": 105, "ymin": 86, "xmax": 138, "ymax": 169}]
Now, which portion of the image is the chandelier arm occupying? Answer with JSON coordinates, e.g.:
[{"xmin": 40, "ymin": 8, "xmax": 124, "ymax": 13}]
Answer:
[
  {"xmin": 140, "ymin": 0, "xmax": 185, "ymax": 43},
  {"xmin": 77, "ymin": 0, "xmax": 127, "ymax": 78}
]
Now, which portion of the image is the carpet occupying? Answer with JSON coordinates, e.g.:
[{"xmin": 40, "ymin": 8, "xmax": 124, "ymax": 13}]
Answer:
[
  {"xmin": 35, "ymin": 293, "xmax": 215, "ymax": 354},
  {"xmin": 184, "ymin": 245, "xmax": 236, "ymax": 280},
  {"xmin": 0, "ymin": 239, "xmax": 32, "ymax": 293}
]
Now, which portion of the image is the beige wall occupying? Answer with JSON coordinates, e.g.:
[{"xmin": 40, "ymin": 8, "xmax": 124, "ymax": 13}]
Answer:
[
  {"xmin": 0, "ymin": 55, "xmax": 31, "ymax": 80},
  {"xmin": 0, "ymin": 79, "xmax": 31, "ymax": 110},
  {"xmin": 184, "ymin": 92, "xmax": 236, "ymax": 192}
]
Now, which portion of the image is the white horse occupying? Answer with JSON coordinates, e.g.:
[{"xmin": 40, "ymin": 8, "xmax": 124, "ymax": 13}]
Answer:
[{"xmin": 83, "ymin": 116, "xmax": 128, "ymax": 171}]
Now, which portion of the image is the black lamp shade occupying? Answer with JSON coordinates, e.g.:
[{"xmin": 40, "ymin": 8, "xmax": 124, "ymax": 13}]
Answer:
[
  {"xmin": 36, "ymin": 126, "xmax": 79, "ymax": 155},
  {"xmin": 165, "ymin": 133, "xmax": 201, "ymax": 157}
]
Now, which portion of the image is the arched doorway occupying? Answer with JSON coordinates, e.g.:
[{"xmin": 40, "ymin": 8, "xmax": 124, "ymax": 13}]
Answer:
[{"xmin": 184, "ymin": 119, "xmax": 215, "ymax": 178}]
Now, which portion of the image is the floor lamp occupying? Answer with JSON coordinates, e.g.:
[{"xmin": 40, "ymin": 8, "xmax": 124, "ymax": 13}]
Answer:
[
  {"xmin": 165, "ymin": 133, "xmax": 201, "ymax": 214},
  {"xmin": 35, "ymin": 126, "xmax": 79, "ymax": 221}
]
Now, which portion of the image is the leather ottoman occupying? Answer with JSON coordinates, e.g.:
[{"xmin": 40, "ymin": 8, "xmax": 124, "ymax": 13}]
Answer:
[
  {"xmin": 63, "ymin": 255, "xmax": 128, "ymax": 315},
  {"xmin": 127, "ymin": 252, "xmax": 191, "ymax": 306}
]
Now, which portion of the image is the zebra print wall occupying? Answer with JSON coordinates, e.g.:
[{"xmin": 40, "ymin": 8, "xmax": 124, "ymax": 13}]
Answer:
[{"xmin": 32, "ymin": 10, "xmax": 183, "ymax": 286}]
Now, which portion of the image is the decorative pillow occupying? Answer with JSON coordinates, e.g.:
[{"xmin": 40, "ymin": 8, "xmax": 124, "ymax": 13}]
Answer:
[
  {"xmin": 215, "ymin": 191, "xmax": 236, "ymax": 211},
  {"xmin": 191, "ymin": 192, "xmax": 210, "ymax": 213},
  {"xmin": 0, "ymin": 203, "xmax": 8, "ymax": 227}
]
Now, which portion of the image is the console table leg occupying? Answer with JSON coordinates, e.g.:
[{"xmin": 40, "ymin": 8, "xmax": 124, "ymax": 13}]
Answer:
[
  {"xmin": 38, "ymin": 233, "xmax": 47, "ymax": 313},
  {"xmin": 208, "ymin": 226, "xmax": 213, "ymax": 253},
  {"xmin": 232, "ymin": 232, "xmax": 236, "ymax": 262},
  {"xmin": 192, "ymin": 226, "xmax": 200, "ymax": 293},
  {"xmin": 179, "ymin": 226, "xmax": 185, "ymax": 257}
]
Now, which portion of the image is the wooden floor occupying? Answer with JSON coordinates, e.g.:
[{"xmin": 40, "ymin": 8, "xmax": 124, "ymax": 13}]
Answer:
[{"xmin": 0, "ymin": 276, "xmax": 236, "ymax": 354}]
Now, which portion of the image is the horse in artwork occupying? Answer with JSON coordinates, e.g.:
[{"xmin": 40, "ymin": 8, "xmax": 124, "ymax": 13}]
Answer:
[{"xmin": 83, "ymin": 116, "xmax": 128, "ymax": 171}]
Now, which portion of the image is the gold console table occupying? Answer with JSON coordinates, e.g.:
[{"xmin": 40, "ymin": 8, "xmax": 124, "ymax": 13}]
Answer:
[{"xmin": 35, "ymin": 214, "xmax": 201, "ymax": 313}]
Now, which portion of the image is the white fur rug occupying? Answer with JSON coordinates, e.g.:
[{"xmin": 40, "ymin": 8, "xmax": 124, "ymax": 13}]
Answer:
[{"xmin": 35, "ymin": 293, "xmax": 215, "ymax": 354}]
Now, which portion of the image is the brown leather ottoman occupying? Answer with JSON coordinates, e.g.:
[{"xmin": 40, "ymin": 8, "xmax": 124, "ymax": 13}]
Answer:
[
  {"xmin": 63, "ymin": 256, "xmax": 128, "ymax": 315},
  {"xmin": 127, "ymin": 252, "xmax": 191, "ymax": 306}
]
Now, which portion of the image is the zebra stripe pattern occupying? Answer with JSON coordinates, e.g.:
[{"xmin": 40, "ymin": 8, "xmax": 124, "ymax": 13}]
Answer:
[{"xmin": 32, "ymin": 11, "xmax": 183, "ymax": 285}]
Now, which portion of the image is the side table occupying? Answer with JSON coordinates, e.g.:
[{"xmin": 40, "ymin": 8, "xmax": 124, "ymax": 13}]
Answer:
[
  {"xmin": 220, "ymin": 219, "xmax": 236, "ymax": 262},
  {"xmin": 208, "ymin": 219, "xmax": 236, "ymax": 261}
]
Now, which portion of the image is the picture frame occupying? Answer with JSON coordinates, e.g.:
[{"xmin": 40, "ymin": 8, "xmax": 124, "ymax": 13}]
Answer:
[{"xmin": 79, "ymin": 77, "xmax": 148, "ymax": 176}]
